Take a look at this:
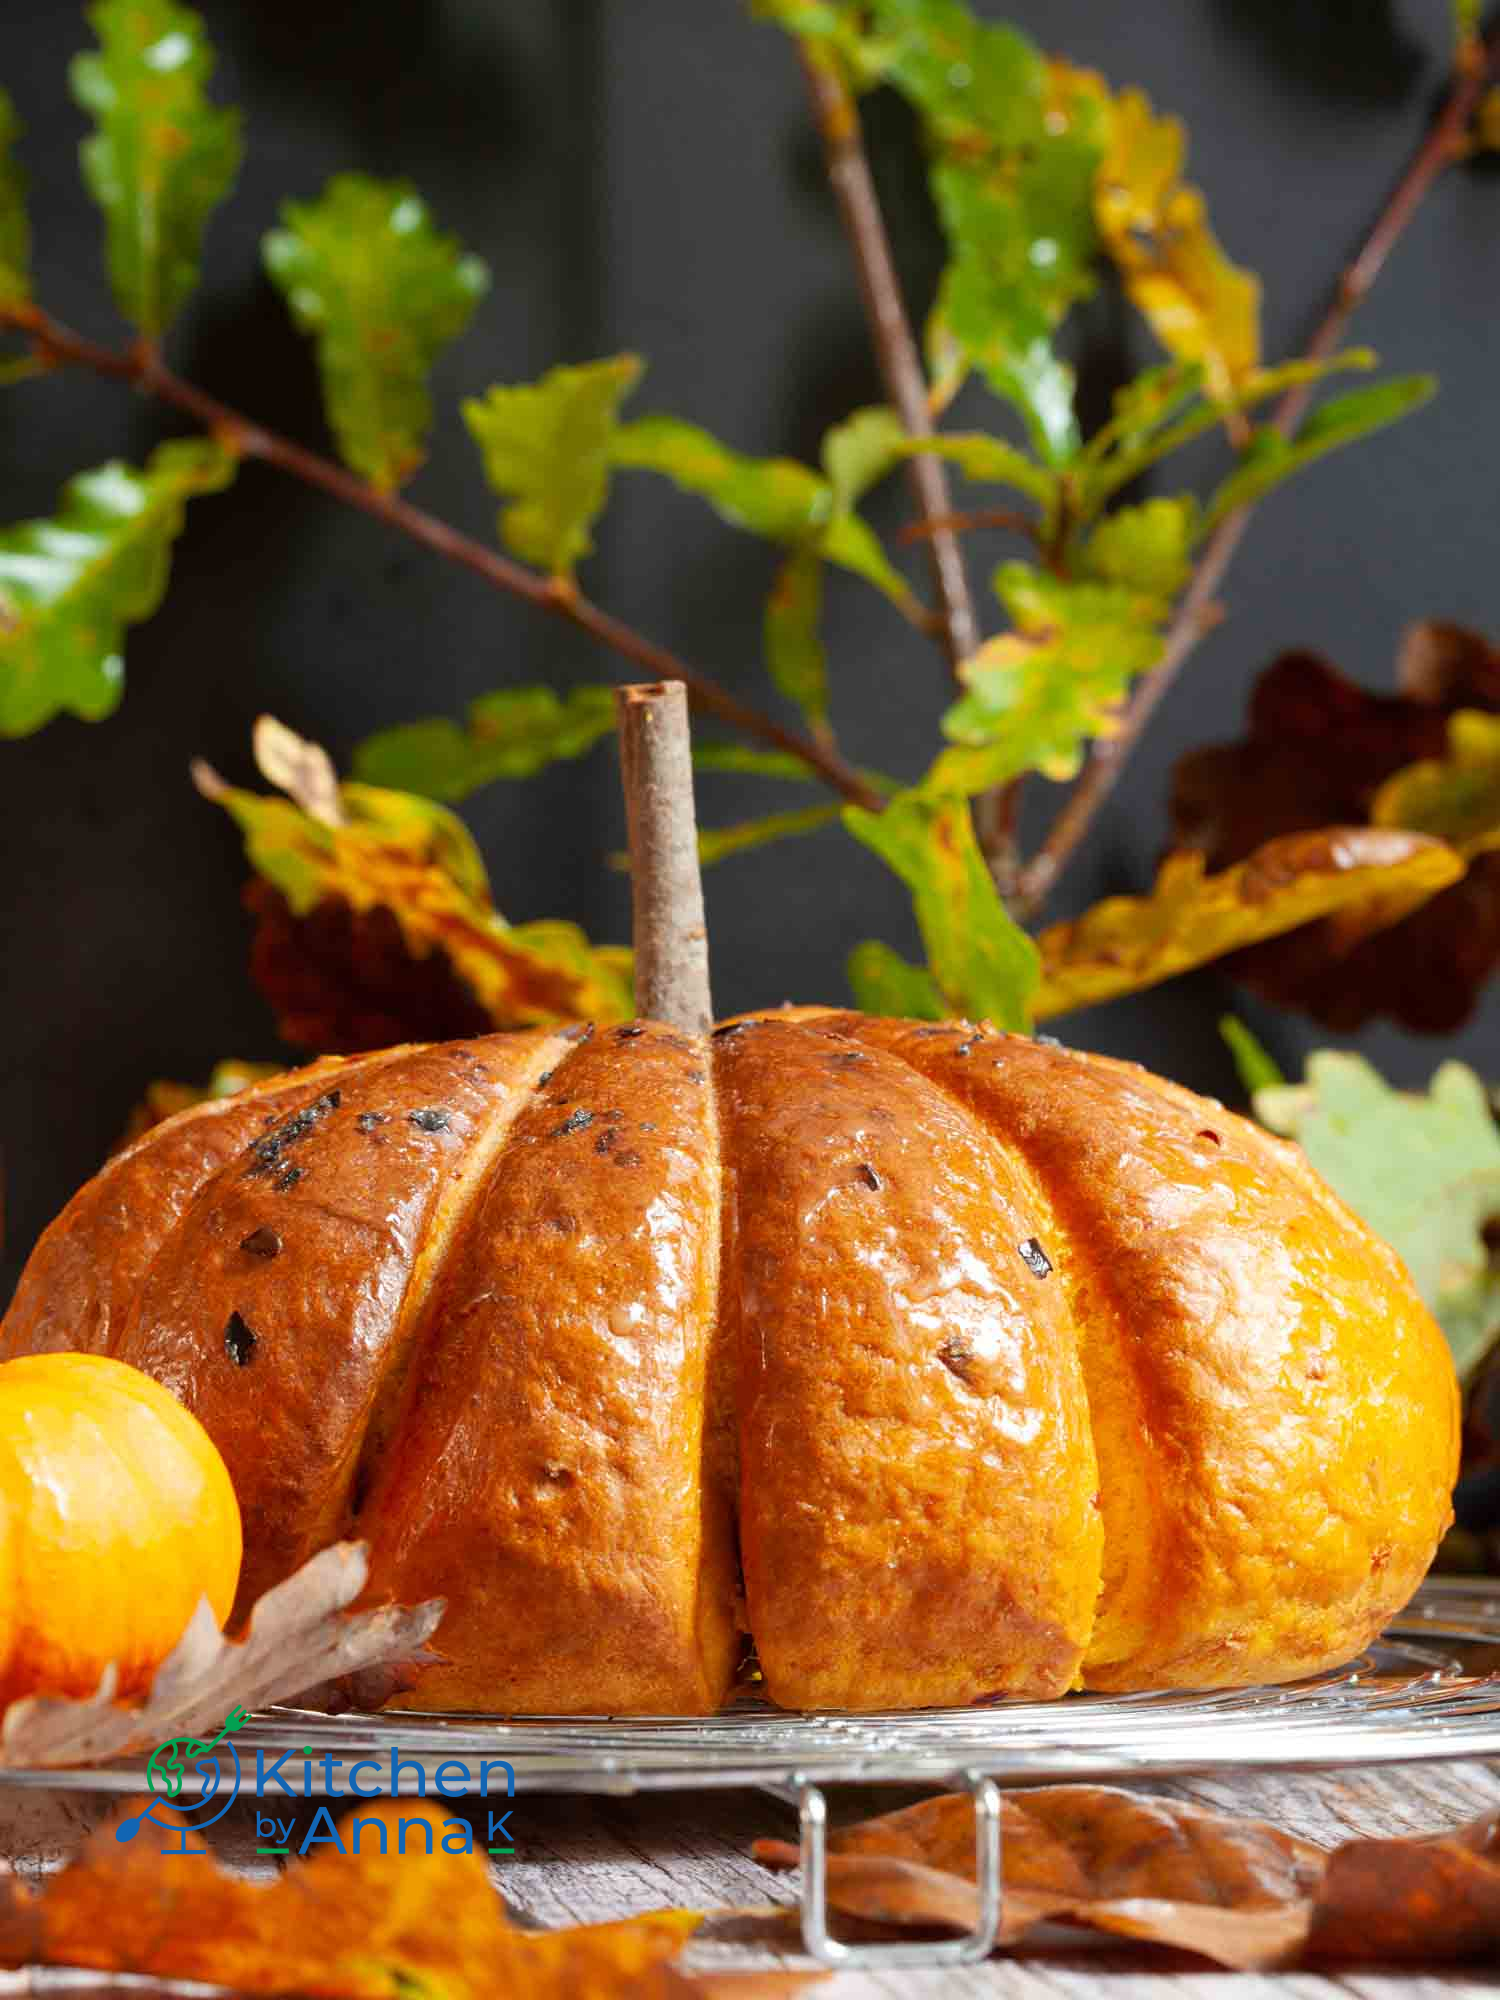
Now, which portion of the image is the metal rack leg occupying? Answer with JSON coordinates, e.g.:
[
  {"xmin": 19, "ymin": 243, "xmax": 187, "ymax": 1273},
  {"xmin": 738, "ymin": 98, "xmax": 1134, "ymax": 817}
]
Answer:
[{"xmin": 796, "ymin": 1770, "xmax": 1002, "ymax": 1970}]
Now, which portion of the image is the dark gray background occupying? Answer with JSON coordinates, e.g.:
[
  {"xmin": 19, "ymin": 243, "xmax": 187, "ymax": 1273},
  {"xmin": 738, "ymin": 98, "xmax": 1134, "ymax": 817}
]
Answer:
[{"xmin": 1, "ymin": 0, "xmax": 1495, "ymax": 1297}]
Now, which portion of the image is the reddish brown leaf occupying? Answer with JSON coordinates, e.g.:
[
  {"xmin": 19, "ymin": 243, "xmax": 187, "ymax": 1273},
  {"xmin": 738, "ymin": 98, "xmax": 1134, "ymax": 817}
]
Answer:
[
  {"xmin": 1169, "ymin": 630, "xmax": 1500, "ymax": 1030},
  {"xmin": 754, "ymin": 1787, "xmax": 1500, "ymax": 1968},
  {"xmin": 1307, "ymin": 1815, "xmax": 1500, "ymax": 1962},
  {"xmin": 246, "ymin": 879, "xmax": 498, "ymax": 1054}
]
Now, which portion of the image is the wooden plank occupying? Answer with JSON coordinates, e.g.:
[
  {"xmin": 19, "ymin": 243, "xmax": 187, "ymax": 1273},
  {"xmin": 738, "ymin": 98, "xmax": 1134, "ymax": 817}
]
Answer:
[{"xmin": 0, "ymin": 1760, "xmax": 1495, "ymax": 1995}]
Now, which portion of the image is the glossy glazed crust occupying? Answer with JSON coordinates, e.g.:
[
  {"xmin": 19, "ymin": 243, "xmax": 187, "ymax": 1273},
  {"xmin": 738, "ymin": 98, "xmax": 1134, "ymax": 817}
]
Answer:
[
  {"xmin": 362, "ymin": 1022, "xmax": 738, "ymax": 1713},
  {"xmin": 715, "ymin": 1017, "xmax": 1100, "ymax": 1708},
  {"xmin": 0, "ymin": 1014, "xmax": 1459, "ymax": 1711},
  {"xmin": 837, "ymin": 1015, "xmax": 1460, "ymax": 1690}
]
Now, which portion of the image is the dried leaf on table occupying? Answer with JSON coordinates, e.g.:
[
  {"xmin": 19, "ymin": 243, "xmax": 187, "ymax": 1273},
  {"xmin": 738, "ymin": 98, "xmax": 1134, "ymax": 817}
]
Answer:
[
  {"xmin": 1031, "ymin": 827, "xmax": 1462, "ymax": 1019},
  {"xmin": 0, "ymin": 1796, "xmax": 705, "ymax": 1997},
  {"xmin": 0, "ymin": 1542, "xmax": 442, "ymax": 1768},
  {"xmin": 1169, "ymin": 633, "xmax": 1500, "ymax": 1031},
  {"xmin": 754, "ymin": 1784, "xmax": 1500, "ymax": 1968},
  {"xmin": 195, "ymin": 717, "xmax": 632, "ymax": 1051}
]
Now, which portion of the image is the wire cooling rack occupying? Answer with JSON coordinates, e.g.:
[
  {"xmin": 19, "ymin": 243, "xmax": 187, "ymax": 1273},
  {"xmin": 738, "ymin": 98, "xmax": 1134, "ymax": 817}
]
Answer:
[
  {"xmin": 4, "ymin": 1576, "xmax": 1498, "ymax": 1971},
  {"xmin": 2, "ymin": 1573, "xmax": 1495, "ymax": 1798}
]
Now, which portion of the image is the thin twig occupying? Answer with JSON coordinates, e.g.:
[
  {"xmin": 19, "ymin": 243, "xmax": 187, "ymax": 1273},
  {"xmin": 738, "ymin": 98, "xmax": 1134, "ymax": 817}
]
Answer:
[
  {"xmin": 4, "ymin": 302, "xmax": 883, "ymax": 815},
  {"xmin": 796, "ymin": 49, "xmax": 1035, "ymax": 894},
  {"xmin": 898, "ymin": 506, "xmax": 1041, "ymax": 546},
  {"xmin": 1013, "ymin": 23, "xmax": 1500, "ymax": 918},
  {"xmin": 797, "ymin": 48, "xmax": 979, "ymax": 673},
  {"xmin": 615, "ymin": 681, "xmax": 714, "ymax": 1033}
]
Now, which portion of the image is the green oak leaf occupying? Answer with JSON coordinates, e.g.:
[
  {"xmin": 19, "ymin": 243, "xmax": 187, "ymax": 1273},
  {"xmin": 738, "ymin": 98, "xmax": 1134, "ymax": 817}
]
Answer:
[
  {"xmin": 929, "ymin": 148, "xmax": 1098, "ymax": 464},
  {"xmin": 463, "ymin": 355, "xmax": 641, "ymax": 575},
  {"xmin": 894, "ymin": 429, "xmax": 1055, "ymax": 506},
  {"xmin": 71, "ymin": 0, "xmax": 242, "ymax": 337},
  {"xmin": 847, "ymin": 937, "xmax": 946, "ymax": 1019},
  {"xmin": 844, "ymin": 787, "xmax": 1040, "ymax": 1028},
  {"xmin": 868, "ymin": 0, "xmax": 1043, "ymax": 149},
  {"xmin": 612, "ymin": 414, "xmax": 830, "ymax": 541},
  {"xmin": 929, "ymin": 562, "xmax": 1167, "ymax": 796},
  {"xmin": 764, "ymin": 547, "xmax": 828, "ymax": 725},
  {"xmin": 614, "ymin": 408, "xmax": 916, "ymax": 725},
  {"xmin": 1077, "ymin": 351, "xmax": 1378, "ymax": 519},
  {"xmin": 1082, "ymin": 495, "xmax": 1197, "ymax": 597},
  {"xmin": 264, "ymin": 174, "xmax": 489, "ymax": 492},
  {"xmin": 0, "ymin": 88, "xmax": 30, "ymax": 307},
  {"xmin": 821, "ymin": 405, "xmax": 907, "ymax": 508},
  {"xmin": 0, "ymin": 438, "xmax": 236, "ymax": 737},
  {"xmin": 351, "ymin": 684, "xmax": 617, "ymax": 802},
  {"xmin": 692, "ymin": 744, "xmax": 817, "ymax": 780},
  {"xmin": 698, "ymin": 802, "xmax": 840, "ymax": 866},
  {"xmin": 1255, "ymin": 1054, "xmax": 1500, "ymax": 1382},
  {"xmin": 1200, "ymin": 376, "xmax": 1436, "ymax": 534}
]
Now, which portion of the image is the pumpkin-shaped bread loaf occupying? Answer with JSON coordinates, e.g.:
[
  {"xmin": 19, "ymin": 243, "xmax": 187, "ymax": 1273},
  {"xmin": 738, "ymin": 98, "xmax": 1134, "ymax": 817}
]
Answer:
[{"xmin": 0, "ymin": 1012, "xmax": 1458, "ymax": 1714}]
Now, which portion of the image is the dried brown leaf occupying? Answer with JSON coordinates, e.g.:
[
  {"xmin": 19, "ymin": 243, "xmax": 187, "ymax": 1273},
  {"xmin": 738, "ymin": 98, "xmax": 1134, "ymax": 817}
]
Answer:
[
  {"xmin": 0, "ymin": 1795, "xmax": 702, "ymax": 1996},
  {"xmin": 0, "ymin": 1541, "xmax": 441, "ymax": 1768},
  {"xmin": 1169, "ymin": 632, "xmax": 1500, "ymax": 1030}
]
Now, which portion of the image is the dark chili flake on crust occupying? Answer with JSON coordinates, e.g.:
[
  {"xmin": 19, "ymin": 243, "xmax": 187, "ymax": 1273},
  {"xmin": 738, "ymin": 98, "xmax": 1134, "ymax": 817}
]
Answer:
[
  {"xmin": 955, "ymin": 1033, "xmax": 982, "ymax": 1057},
  {"xmin": 594, "ymin": 1127, "xmax": 620, "ymax": 1156},
  {"xmin": 1018, "ymin": 1237, "xmax": 1053, "ymax": 1278},
  {"xmin": 243, "ymin": 1090, "xmax": 341, "ymax": 1179},
  {"xmin": 537, "ymin": 1069, "xmax": 554, "ymax": 1086},
  {"xmin": 225, "ymin": 1311, "xmax": 257, "ymax": 1366},
  {"xmin": 550, "ymin": 1107, "xmax": 595, "ymax": 1138},
  {"xmin": 855, "ymin": 1162, "xmax": 882, "ymax": 1191},
  {"xmin": 273, "ymin": 1165, "xmax": 304, "ymax": 1193},
  {"xmin": 408, "ymin": 1108, "xmax": 452, "ymax": 1133},
  {"xmin": 356, "ymin": 1111, "xmax": 389, "ymax": 1133},
  {"xmin": 711, "ymin": 1021, "xmax": 748, "ymax": 1038},
  {"xmin": 615, "ymin": 1025, "xmax": 645, "ymax": 1040},
  {"xmin": 612, "ymin": 1148, "xmax": 643, "ymax": 1168},
  {"xmin": 240, "ymin": 1226, "xmax": 282, "ymax": 1259},
  {"xmin": 937, "ymin": 1331, "xmax": 975, "ymax": 1384}
]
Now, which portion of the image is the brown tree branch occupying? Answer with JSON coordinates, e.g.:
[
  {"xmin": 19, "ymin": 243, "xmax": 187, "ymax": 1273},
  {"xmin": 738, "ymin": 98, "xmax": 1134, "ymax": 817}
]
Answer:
[
  {"xmin": 795, "ymin": 49, "xmax": 1035, "ymax": 889},
  {"xmin": 4, "ymin": 302, "xmax": 883, "ymax": 815},
  {"xmin": 1013, "ymin": 23, "xmax": 1500, "ymax": 918}
]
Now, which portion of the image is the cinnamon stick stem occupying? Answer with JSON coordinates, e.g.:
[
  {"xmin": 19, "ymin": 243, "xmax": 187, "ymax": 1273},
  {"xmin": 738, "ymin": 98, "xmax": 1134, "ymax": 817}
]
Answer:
[{"xmin": 615, "ymin": 682, "xmax": 714, "ymax": 1034}]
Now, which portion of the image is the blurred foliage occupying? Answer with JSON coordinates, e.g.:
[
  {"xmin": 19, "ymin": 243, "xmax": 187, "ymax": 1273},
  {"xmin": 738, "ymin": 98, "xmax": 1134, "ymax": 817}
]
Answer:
[
  {"xmin": 0, "ymin": 440, "xmax": 236, "ymax": 736},
  {"xmin": 1172, "ymin": 625, "xmax": 1500, "ymax": 1033},
  {"xmin": 1248, "ymin": 1050, "xmax": 1500, "ymax": 1386},
  {"xmin": 265, "ymin": 175, "xmax": 488, "ymax": 491},
  {"xmin": 72, "ymin": 0, "xmax": 241, "ymax": 336},
  {"xmin": 0, "ymin": 0, "xmax": 1472, "ymax": 1041}
]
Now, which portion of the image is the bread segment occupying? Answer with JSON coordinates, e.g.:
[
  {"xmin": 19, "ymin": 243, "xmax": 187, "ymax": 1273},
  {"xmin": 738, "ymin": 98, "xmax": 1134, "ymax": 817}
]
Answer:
[
  {"xmin": 362, "ymin": 1022, "xmax": 736, "ymax": 1714},
  {"xmin": 112, "ymin": 1035, "xmax": 560, "ymax": 1615},
  {"xmin": 0, "ymin": 1054, "xmax": 357, "ymax": 1359},
  {"xmin": 849, "ymin": 1017, "xmax": 1460, "ymax": 1690},
  {"xmin": 714, "ymin": 1016, "xmax": 1100, "ymax": 1709}
]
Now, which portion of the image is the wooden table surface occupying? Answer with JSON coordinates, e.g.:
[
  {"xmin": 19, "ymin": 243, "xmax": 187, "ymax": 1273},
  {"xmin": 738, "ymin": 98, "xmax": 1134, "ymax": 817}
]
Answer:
[{"xmin": 5, "ymin": 1759, "xmax": 1500, "ymax": 1996}]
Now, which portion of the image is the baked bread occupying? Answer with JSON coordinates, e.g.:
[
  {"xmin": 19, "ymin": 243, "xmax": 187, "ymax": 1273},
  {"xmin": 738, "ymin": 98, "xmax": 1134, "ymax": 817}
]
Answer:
[{"xmin": 1, "ymin": 1012, "xmax": 1458, "ymax": 1713}]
